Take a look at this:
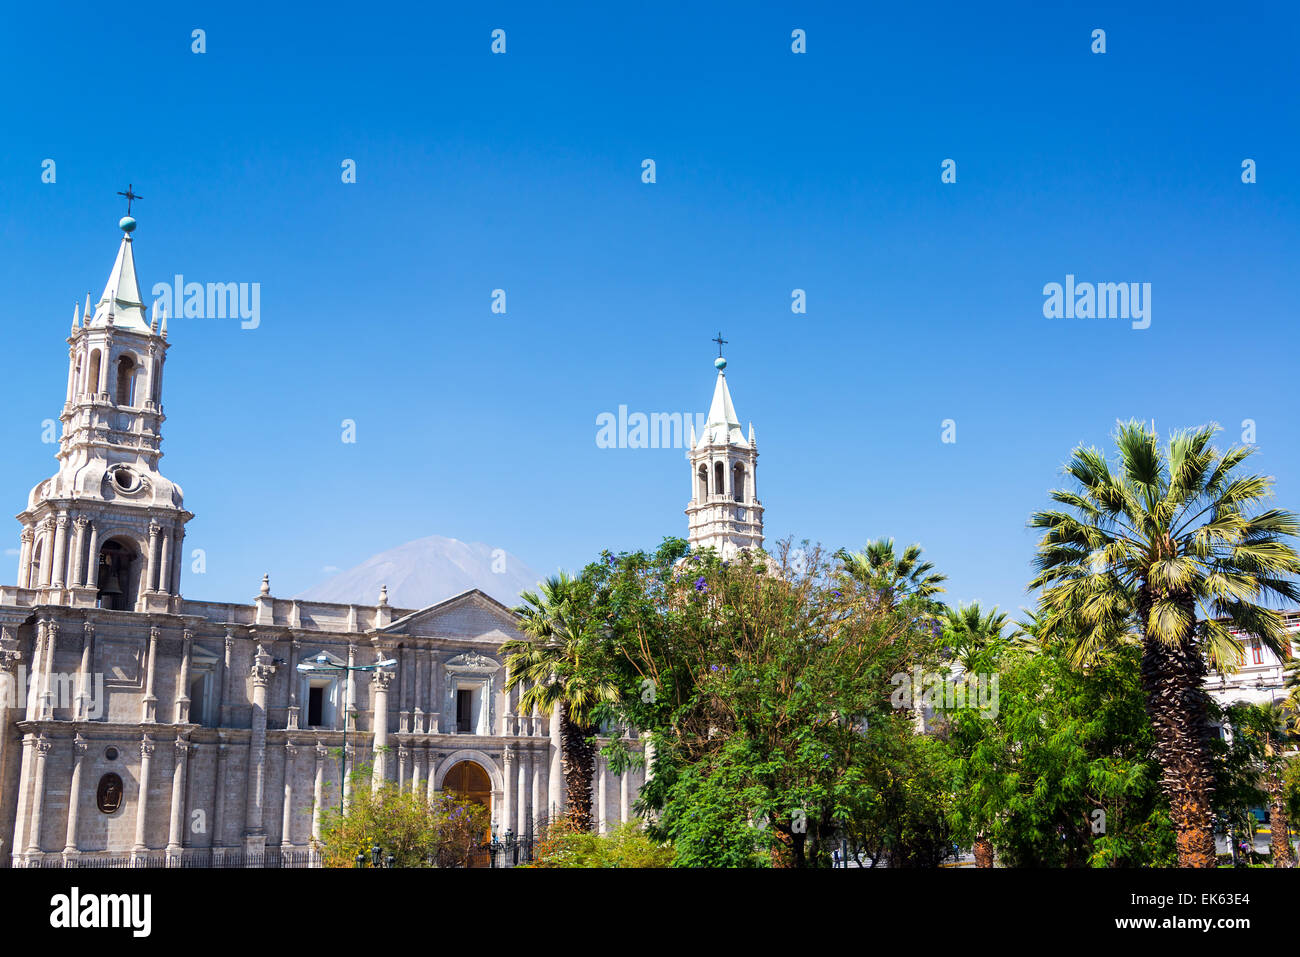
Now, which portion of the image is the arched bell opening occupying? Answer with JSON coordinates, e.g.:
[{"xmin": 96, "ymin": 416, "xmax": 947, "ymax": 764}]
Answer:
[{"xmin": 96, "ymin": 538, "xmax": 139, "ymax": 611}]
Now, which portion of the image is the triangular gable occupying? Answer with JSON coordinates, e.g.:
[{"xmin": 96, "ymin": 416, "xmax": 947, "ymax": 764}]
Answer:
[{"xmin": 383, "ymin": 588, "xmax": 523, "ymax": 641}]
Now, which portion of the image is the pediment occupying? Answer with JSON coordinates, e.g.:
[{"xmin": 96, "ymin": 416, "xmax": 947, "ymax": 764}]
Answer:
[
  {"xmin": 383, "ymin": 589, "xmax": 523, "ymax": 642},
  {"xmin": 300, "ymin": 649, "xmax": 347, "ymax": 668},
  {"xmin": 445, "ymin": 651, "xmax": 502, "ymax": 673}
]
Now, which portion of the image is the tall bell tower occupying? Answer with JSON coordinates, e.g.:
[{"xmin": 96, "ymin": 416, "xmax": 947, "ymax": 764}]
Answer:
[
  {"xmin": 14, "ymin": 209, "xmax": 192, "ymax": 613},
  {"xmin": 685, "ymin": 342, "xmax": 764, "ymax": 558}
]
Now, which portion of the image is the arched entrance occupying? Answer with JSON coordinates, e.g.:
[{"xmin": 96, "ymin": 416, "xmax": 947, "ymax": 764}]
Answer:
[{"xmin": 442, "ymin": 760, "xmax": 493, "ymax": 866}]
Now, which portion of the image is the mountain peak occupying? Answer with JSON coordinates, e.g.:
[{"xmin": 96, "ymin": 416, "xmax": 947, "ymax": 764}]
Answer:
[{"xmin": 295, "ymin": 535, "xmax": 541, "ymax": 610}]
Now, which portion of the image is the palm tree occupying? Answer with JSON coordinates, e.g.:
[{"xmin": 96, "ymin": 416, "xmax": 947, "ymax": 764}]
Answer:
[
  {"xmin": 502, "ymin": 573, "xmax": 618, "ymax": 832},
  {"xmin": 940, "ymin": 602, "xmax": 1007, "ymax": 868},
  {"xmin": 835, "ymin": 538, "xmax": 947, "ymax": 609},
  {"xmin": 1249, "ymin": 702, "xmax": 1295, "ymax": 867},
  {"xmin": 1030, "ymin": 421, "xmax": 1300, "ymax": 867},
  {"xmin": 941, "ymin": 603, "xmax": 1010, "ymax": 672}
]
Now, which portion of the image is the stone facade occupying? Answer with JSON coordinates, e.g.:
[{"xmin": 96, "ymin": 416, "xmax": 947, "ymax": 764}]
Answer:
[{"xmin": 0, "ymin": 220, "xmax": 645, "ymax": 866}]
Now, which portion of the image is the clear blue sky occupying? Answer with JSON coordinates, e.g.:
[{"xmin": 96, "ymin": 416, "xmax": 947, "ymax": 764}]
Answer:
[{"xmin": 2, "ymin": 2, "xmax": 1297, "ymax": 616}]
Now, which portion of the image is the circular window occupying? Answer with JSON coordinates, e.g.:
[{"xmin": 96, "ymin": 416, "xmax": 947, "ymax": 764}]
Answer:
[
  {"xmin": 96, "ymin": 773, "xmax": 124, "ymax": 814},
  {"xmin": 113, "ymin": 469, "xmax": 138, "ymax": 492},
  {"xmin": 104, "ymin": 746, "xmax": 119, "ymax": 761}
]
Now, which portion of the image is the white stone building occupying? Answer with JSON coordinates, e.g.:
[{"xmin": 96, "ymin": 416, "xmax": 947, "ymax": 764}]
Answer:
[
  {"xmin": 0, "ymin": 217, "xmax": 647, "ymax": 866},
  {"xmin": 1205, "ymin": 612, "xmax": 1300, "ymax": 713}
]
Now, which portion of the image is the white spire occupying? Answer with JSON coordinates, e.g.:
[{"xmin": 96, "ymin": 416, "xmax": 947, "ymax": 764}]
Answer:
[
  {"xmin": 89, "ymin": 230, "xmax": 150, "ymax": 333},
  {"xmin": 696, "ymin": 369, "xmax": 747, "ymax": 448},
  {"xmin": 149, "ymin": 299, "xmax": 159, "ymax": 334},
  {"xmin": 748, "ymin": 423, "xmax": 756, "ymax": 447},
  {"xmin": 71, "ymin": 301, "xmax": 80, "ymax": 332}
]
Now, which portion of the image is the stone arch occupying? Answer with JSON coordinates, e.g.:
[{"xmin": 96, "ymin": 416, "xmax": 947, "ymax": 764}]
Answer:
[
  {"xmin": 696, "ymin": 464, "xmax": 708, "ymax": 502},
  {"xmin": 95, "ymin": 532, "xmax": 145, "ymax": 611},
  {"xmin": 115, "ymin": 353, "xmax": 138, "ymax": 407},
  {"xmin": 433, "ymin": 749, "xmax": 504, "ymax": 794},
  {"xmin": 86, "ymin": 349, "xmax": 102, "ymax": 396},
  {"xmin": 732, "ymin": 462, "xmax": 746, "ymax": 502},
  {"xmin": 27, "ymin": 539, "xmax": 43, "ymax": 589},
  {"xmin": 713, "ymin": 460, "xmax": 725, "ymax": 496}
]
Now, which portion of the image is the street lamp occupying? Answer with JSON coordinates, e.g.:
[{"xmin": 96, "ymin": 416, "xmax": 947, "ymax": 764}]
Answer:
[{"xmin": 297, "ymin": 652, "xmax": 397, "ymax": 820}]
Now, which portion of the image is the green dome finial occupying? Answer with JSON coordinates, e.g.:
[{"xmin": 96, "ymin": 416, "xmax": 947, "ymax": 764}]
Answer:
[
  {"xmin": 119, "ymin": 215, "xmax": 137, "ymax": 234},
  {"xmin": 714, "ymin": 356, "xmax": 727, "ymax": 370}
]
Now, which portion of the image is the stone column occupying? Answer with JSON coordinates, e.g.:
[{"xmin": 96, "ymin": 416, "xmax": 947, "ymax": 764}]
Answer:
[
  {"xmin": 281, "ymin": 743, "xmax": 297, "ymax": 848},
  {"xmin": 286, "ymin": 638, "xmax": 300, "ymax": 729},
  {"xmin": 312, "ymin": 742, "xmax": 327, "ymax": 842},
  {"xmin": 146, "ymin": 521, "xmax": 161, "ymax": 593},
  {"xmin": 501, "ymin": 745, "xmax": 514, "ymax": 838},
  {"xmin": 397, "ymin": 743, "xmax": 409, "ymax": 791},
  {"xmin": 17, "ymin": 529, "xmax": 33, "ymax": 587},
  {"xmin": 75, "ymin": 621, "xmax": 94, "ymax": 721},
  {"xmin": 0, "ymin": 639, "xmax": 21, "ymax": 830},
  {"xmin": 549, "ymin": 701, "xmax": 564, "ymax": 821},
  {"xmin": 410, "ymin": 745, "xmax": 424, "ymax": 798},
  {"xmin": 413, "ymin": 650, "xmax": 425, "ymax": 734},
  {"xmin": 38, "ymin": 518, "xmax": 55, "ymax": 588},
  {"xmin": 70, "ymin": 517, "xmax": 88, "ymax": 588},
  {"xmin": 24, "ymin": 734, "xmax": 52, "ymax": 861},
  {"xmin": 38, "ymin": 621, "xmax": 57, "ymax": 720},
  {"xmin": 62, "ymin": 734, "xmax": 89, "ymax": 860},
  {"xmin": 212, "ymin": 733, "xmax": 230, "ymax": 847},
  {"xmin": 175, "ymin": 629, "xmax": 193, "ymax": 724},
  {"xmin": 85, "ymin": 523, "xmax": 100, "ymax": 589},
  {"xmin": 342, "ymin": 743, "xmax": 356, "ymax": 813},
  {"xmin": 345, "ymin": 644, "xmax": 357, "ymax": 732},
  {"xmin": 170, "ymin": 526, "xmax": 185, "ymax": 596},
  {"xmin": 166, "ymin": 736, "xmax": 190, "ymax": 863},
  {"xmin": 425, "ymin": 749, "xmax": 439, "ymax": 805},
  {"xmin": 51, "ymin": 514, "xmax": 69, "ymax": 590},
  {"xmin": 597, "ymin": 753, "xmax": 608, "ymax": 835},
  {"xmin": 141, "ymin": 626, "xmax": 159, "ymax": 722},
  {"xmin": 517, "ymin": 747, "xmax": 531, "ymax": 837},
  {"xmin": 218, "ymin": 630, "xmax": 234, "ymax": 727},
  {"xmin": 157, "ymin": 530, "xmax": 171, "ymax": 595},
  {"xmin": 371, "ymin": 667, "xmax": 394, "ymax": 791},
  {"xmin": 620, "ymin": 764, "xmax": 631, "ymax": 825},
  {"xmin": 243, "ymin": 644, "xmax": 276, "ymax": 855},
  {"xmin": 531, "ymin": 748, "xmax": 543, "ymax": 832},
  {"xmin": 133, "ymin": 735, "xmax": 155, "ymax": 855},
  {"xmin": 641, "ymin": 733, "xmax": 655, "ymax": 824}
]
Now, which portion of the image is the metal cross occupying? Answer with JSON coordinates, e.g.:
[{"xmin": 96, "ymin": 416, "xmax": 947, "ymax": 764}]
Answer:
[
  {"xmin": 117, "ymin": 184, "xmax": 142, "ymax": 215},
  {"xmin": 712, "ymin": 331, "xmax": 728, "ymax": 357}
]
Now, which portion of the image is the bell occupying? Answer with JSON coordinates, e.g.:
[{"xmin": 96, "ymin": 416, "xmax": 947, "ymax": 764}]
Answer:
[{"xmin": 99, "ymin": 569, "xmax": 123, "ymax": 597}]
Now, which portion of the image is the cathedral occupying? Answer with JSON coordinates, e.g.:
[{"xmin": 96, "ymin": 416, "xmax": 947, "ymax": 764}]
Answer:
[{"xmin": 0, "ymin": 214, "xmax": 765, "ymax": 866}]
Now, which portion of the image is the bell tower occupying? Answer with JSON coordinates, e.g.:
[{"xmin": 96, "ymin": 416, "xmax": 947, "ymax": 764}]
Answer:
[
  {"xmin": 685, "ymin": 342, "xmax": 764, "ymax": 558},
  {"xmin": 14, "ymin": 210, "xmax": 192, "ymax": 613}
]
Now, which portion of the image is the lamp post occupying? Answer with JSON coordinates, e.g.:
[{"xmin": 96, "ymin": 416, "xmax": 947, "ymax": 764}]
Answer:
[{"xmin": 297, "ymin": 652, "xmax": 396, "ymax": 819}]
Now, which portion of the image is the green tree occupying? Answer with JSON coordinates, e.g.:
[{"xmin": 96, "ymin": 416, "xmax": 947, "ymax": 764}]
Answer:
[
  {"xmin": 942, "ymin": 642, "xmax": 1177, "ymax": 867},
  {"xmin": 317, "ymin": 764, "xmax": 488, "ymax": 867},
  {"xmin": 527, "ymin": 821, "xmax": 676, "ymax": 868},
  {"xmin": 1029, "ymin": 421, "xmax": 1300, "ymax": 867},
  {"xmin": 589, "ymin": 540, "xmax": 946, "ymax": 867}
]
